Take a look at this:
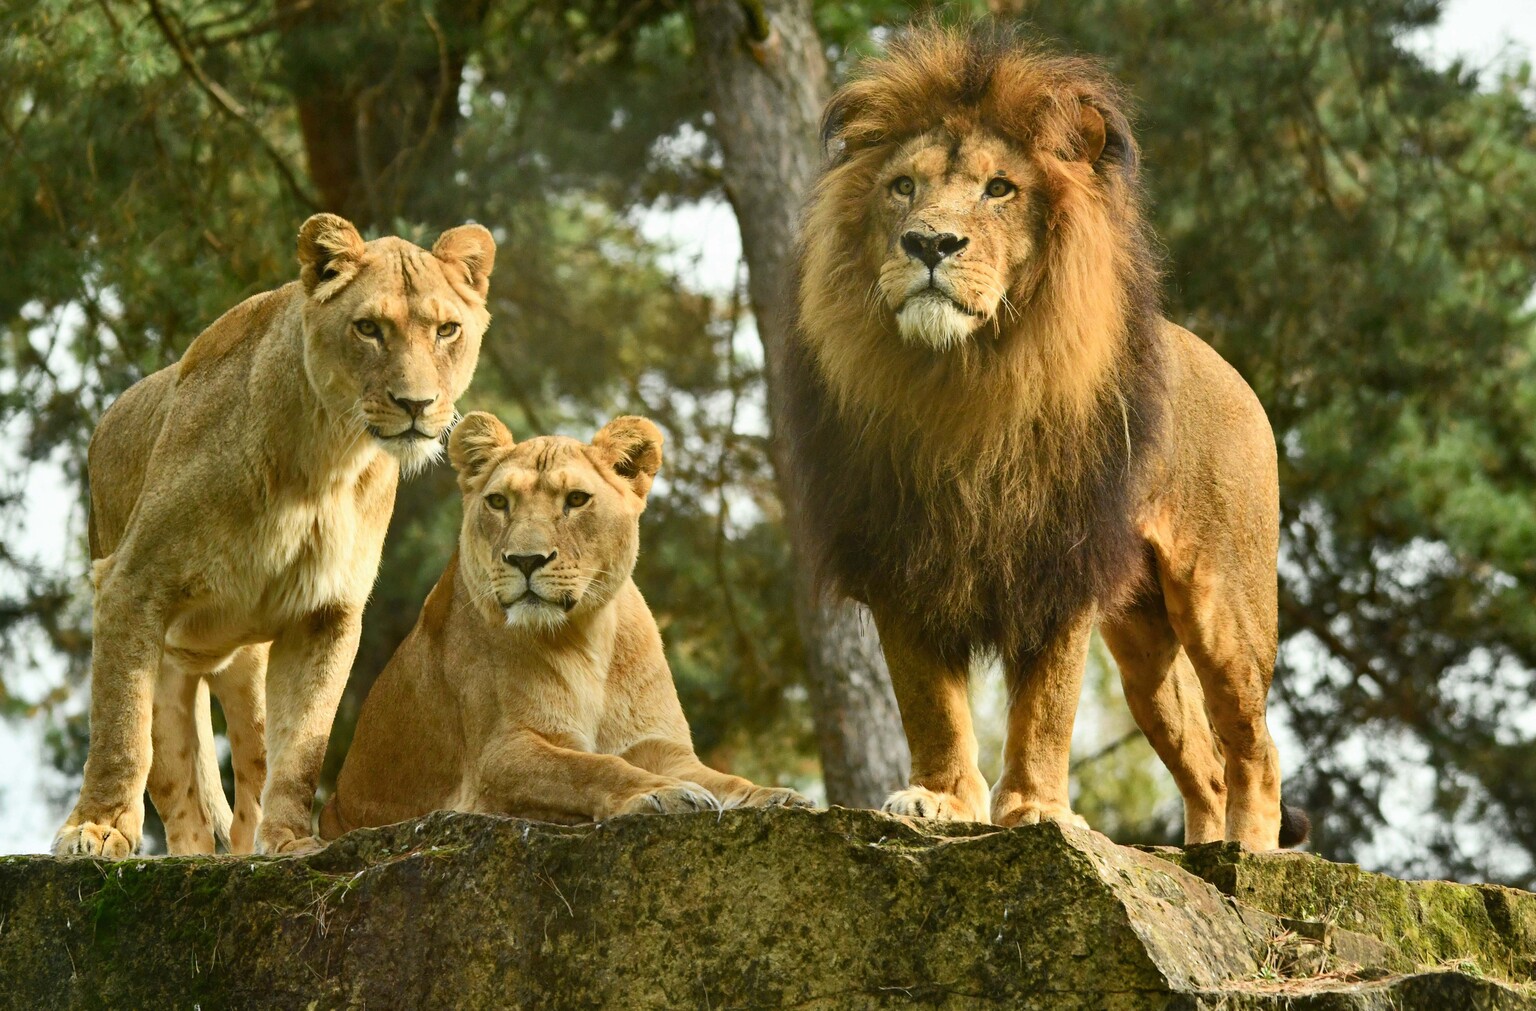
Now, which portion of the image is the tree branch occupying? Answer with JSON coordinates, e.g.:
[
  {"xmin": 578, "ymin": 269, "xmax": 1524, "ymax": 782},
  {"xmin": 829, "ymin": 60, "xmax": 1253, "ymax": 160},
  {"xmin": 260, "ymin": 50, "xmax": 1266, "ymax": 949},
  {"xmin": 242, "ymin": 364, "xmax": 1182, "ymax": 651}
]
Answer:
[{"xmin": 145, "ymin": 0, "xmax": 319, "ymax": 211}]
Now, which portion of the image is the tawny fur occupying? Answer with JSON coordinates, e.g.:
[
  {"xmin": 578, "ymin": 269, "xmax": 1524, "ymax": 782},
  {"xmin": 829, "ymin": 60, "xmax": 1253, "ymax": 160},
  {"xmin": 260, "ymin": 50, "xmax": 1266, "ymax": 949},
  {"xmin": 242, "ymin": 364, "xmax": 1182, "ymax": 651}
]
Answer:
[
  {"xmin": 55, "ymin": 215, "xmax": 495, "ymax": 857},
  {"xmin": 787, "ymin": 23, "xmax": 1293, "ymax": 849},
  {"xmin": 321, "ymin": 412, "xmax": 810, "ymax": 835}
]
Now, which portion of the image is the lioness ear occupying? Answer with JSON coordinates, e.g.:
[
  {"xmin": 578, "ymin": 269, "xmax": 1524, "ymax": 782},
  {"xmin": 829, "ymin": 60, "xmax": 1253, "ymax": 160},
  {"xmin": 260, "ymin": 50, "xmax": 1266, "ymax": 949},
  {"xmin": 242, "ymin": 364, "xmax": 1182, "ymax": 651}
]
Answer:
[
  {"xmin": 449, "ymin": 412, "xmax": 514, "ymax": 491},
  {"xmin": 297, "ymin": 213, "xmax": 366, "ymax": 299},
  {"xmin": 592, "ymin": 416, "xmax": 664, "ymax": 499},
  {"xmin": 432, "ymin": 224, "xmax": 497, "ymax": 301}
]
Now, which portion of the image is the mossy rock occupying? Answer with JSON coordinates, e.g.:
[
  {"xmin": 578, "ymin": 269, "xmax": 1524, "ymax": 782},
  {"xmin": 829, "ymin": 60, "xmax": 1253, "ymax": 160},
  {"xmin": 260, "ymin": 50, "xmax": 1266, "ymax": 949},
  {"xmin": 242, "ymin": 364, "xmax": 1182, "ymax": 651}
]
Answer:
[
  {"xmin": 1154, "ymin": 841, "xmax": 1536, "ymax": 985},
  {"xmin": 1, "ymin": 809, "xmax": 1531, "ymax": 1009}
]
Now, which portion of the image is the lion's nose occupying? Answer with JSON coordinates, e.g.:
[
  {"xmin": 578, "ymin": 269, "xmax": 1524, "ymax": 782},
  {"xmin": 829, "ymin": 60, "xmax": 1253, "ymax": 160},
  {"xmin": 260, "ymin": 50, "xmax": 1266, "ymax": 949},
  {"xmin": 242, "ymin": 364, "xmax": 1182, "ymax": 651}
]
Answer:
[
  {"xmin": 901, "ymin": 230, "xmax": 969, "ymax": 269},
  {"xmin": 503, "ymin": 551, "xmax": 556, "ymax": 577},
  {"xmin": 389, "ymin": 392, "xmax": 436, "ymax": 419}
]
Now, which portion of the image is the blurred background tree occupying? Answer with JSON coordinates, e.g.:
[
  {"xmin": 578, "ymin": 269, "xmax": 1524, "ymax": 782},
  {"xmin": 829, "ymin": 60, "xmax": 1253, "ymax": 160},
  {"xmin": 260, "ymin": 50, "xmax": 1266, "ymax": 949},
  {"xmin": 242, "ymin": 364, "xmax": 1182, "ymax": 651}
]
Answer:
[{"xmin": 2, "ymin": 0, "xmax": 1533, "ymax": 885}]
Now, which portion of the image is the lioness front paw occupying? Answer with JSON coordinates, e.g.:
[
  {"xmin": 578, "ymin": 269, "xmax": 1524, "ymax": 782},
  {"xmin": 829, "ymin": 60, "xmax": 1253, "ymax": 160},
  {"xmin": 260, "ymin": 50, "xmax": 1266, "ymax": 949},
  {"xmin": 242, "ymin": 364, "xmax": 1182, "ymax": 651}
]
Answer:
[
  {"xmin": 882, "ymin": 786, "xmax": 987, "ymax": 822},
  {"xmin": 737, "ymin": 786, "xmax": 815, "ymax": 810},
  {"xmin": 54, "ymin": 820, "xmax": 136, "ymax": 858},
  {"xmin": 615, "ymin": 781, "xmax": 721, "ymax": 817},
  {"xmin": 992, "ymin": 797, "xmax": 1090, "ymax": 831},
  {"xmin": 257, "ymin": 831, "xmax": 326, "ymax": 856}
]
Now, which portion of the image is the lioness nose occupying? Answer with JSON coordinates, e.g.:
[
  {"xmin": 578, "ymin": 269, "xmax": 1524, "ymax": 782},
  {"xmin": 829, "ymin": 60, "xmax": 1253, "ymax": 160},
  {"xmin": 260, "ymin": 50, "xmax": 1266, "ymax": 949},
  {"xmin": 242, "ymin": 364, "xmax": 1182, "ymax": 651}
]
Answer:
[
  {"xmin": 503, "ymin": 551, "xmax": 555, "ymax": 577},
  {"xmin": 390, "ymin": 392, "xmax": 436, "ymax": 418},
  {"xmin": 901, "ymin": 230, "xmax": 969, "ymax": 269}
]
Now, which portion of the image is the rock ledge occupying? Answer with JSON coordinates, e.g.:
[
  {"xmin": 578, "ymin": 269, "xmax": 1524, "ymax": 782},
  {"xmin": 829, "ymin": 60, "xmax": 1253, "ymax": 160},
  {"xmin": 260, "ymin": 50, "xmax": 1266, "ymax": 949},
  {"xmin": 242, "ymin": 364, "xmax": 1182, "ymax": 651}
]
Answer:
[{"xmin": 1, "ymin": 808, "xmax": 1532, "ymax": 1009}]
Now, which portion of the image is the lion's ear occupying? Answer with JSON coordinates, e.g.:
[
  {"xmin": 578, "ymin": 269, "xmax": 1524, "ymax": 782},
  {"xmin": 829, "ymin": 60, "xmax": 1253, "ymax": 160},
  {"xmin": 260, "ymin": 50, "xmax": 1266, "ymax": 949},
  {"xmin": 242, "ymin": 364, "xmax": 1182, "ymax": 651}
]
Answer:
[
  {"xmin": 592, "ymin": 416, "xmax": 664, "ymax": 499},
  {"xmin": 1077, "ymin": 102, "xmax": 1138, "ymax": 178},
  {"xmin": 449, "ymin": 412, "xmax": 514, "ymax": 491},
  {"xmin": 433, "ymin": 224, "xmax": 497, "ymax": 300},
  {"xmin": 297, "ymin": 213, "xmax": 366, "ymax": 299}
]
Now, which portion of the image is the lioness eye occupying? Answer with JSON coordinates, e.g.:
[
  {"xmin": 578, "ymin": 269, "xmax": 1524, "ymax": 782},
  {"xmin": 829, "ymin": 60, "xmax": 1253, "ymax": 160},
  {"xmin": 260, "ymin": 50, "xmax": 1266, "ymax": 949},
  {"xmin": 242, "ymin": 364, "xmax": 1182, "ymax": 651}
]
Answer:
[
  {"xmin": 565, "ymin": 491, "xmax": 591, "ymax": 509},
  {"xmin": 485, "ymin": 493, "xmax": 508, "ymax": 511},
  {"xmin": 354, "ymin": 319, "xmax": 382, "ymax": 339},
  {"xmin": 890, "ymin": 176, "xmax": 915, "ymax": 197},
  {"xmin": 436, "ymin": 321, "xmax": 460, "ymax": 340},
  {"xmin": 985, "ymin": 177, "xmax": 1017, "ymax": 199}
]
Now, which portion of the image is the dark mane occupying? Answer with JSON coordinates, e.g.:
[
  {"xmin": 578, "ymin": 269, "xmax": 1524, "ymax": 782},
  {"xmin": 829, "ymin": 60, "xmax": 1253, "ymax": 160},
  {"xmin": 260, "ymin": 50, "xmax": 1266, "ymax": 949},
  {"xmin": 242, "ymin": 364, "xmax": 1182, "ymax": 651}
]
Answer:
[{"xmin": 785, "ymin": 22, "xmax": 1165, "ymax": 666}]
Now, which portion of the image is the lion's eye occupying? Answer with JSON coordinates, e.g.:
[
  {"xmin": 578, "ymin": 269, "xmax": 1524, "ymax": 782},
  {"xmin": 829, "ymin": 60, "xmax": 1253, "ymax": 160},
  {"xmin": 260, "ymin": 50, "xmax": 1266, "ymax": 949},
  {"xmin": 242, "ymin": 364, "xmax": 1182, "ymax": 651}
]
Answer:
[
  {"xmin": 354, "ymin": 319, "xmax": 382, "ymax": 340},
  {"xmin": 565, "ymin": 491, "xmax": 591, "ymax": 509},
  {"xmin": 890, "ymin": 176, "xmax": 915, "ymax": 197},
  {"xmin": 485, "ymin": 493, "xmax": 508, "ymax": 511},
  {"xmin": 985, "ymin": 177, "xmax": 1017, "ymax": 199},
  {"xmin": 436, "ymin": 321, "xmax": 460, "ymax": 340}
]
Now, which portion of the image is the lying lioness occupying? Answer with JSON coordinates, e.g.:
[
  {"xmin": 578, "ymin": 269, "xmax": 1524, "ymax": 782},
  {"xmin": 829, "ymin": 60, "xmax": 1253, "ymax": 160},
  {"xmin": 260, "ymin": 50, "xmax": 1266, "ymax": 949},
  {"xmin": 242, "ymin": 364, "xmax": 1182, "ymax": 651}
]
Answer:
[{"xmin": 321, "ymin": 412, "xmax": 810, "ymax": 833}]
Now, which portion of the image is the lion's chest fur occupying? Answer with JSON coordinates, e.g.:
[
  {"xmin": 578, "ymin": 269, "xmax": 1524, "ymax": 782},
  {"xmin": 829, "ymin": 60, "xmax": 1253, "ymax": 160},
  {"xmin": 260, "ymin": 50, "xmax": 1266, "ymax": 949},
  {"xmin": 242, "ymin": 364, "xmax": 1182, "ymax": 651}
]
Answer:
[{"xmin": 786, "ymin": 333, "xmax": 1164, "ymax": 665}]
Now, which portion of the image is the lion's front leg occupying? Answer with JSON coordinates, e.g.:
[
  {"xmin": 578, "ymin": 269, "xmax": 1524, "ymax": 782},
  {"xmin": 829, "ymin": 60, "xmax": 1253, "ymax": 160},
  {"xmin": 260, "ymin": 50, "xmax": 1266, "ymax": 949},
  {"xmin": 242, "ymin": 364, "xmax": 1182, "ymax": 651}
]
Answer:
[
  {"xmin": 472, "ymin": 731, "xmax": 721, "ymax": 821},
  {"xmin": 990, "ymin": 609, "xmax": 1094, "ymax": 831},
  {"xmin": 257, "ymin": 607, "xmax": 361, "ymax": 855},
  {"xmin": 622, "ymin": 739, "xmax": 814, "ymax": 811},
  {"xmin": 54, "ymin": 563, "xmax": 169, "ymax": 857},
  {"xmin": 871, "ymin": 607, "xmax": 990, "ymax": 823}
]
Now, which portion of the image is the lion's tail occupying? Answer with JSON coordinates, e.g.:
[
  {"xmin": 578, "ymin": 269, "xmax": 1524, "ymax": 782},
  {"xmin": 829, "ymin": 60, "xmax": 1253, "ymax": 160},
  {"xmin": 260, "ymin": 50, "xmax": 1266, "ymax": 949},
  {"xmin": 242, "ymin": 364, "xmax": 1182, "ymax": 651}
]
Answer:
[
  {"xmin": 192, "ymin": 677, "xmax": 234, "ymax": 851},
  {"xmin": 1278, "ymin": 800, "xmax": 1311, "ymax": 849}
]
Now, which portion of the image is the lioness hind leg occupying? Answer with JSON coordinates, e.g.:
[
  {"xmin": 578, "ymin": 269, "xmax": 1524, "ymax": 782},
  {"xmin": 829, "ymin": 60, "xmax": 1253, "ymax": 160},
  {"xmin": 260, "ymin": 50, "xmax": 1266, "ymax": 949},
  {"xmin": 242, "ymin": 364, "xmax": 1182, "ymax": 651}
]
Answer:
[
  {"xmin": 990, "ymin": 610, "xmax": 1092, "ymax": 831},
  {"xmin": 146, "ymin": 668, "xmax": 220, "ymax": 855},
  {"xmin": 1100, "ymin": 595, "xmax": 1226, "ymax": 845},
  {"xmin": 212, "ymin": 644, "xmax": 268, "ymax": 854},
  {"xmin": 872, "ymin": 607, "xmax": 989, "ymax": 823}
]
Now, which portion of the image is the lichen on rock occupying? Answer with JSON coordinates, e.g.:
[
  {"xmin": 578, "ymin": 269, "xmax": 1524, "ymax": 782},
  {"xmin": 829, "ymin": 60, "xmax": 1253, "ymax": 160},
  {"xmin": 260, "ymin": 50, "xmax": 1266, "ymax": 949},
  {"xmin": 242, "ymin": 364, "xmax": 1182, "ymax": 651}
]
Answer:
[{"xmin": 1, "ymin": 809, "xmax": 1532, "ymax": 1009}]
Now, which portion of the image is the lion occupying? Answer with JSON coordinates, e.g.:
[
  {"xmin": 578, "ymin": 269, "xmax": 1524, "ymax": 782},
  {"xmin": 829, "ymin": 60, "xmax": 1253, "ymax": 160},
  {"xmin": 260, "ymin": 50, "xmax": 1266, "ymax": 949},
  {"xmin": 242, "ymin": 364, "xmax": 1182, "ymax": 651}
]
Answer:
[
  {"xmin": 320, "ymin": 411, "xmax": 810, "ymax": 834},
  {"xmin": 786, "ymin": 24, "xmax": 1306, "ymax": 850},
  {"xmin": 54, "ymin": 214, "xmax": 495, "ymax": 857}
]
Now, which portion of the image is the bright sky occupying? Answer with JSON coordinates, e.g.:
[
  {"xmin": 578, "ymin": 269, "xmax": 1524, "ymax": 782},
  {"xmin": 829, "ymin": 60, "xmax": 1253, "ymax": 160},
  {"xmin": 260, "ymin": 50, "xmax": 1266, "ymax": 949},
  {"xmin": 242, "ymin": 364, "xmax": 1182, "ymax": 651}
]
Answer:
[{"xmin": 1, "ymin": 4, "xmax": 1532, "ymax": 856}]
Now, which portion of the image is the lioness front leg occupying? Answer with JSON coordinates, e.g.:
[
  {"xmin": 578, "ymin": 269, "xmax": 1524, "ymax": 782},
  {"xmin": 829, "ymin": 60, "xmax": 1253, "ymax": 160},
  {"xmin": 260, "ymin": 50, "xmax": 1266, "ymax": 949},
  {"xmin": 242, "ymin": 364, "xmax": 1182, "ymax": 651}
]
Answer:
[
  {"xmin": 54, "ymin": 565, "xmax": 168, "ymax": 857},
  {"xmin": 872, "ymin": 607, "xmax": 989, "ymax": 822},
  {"xmin": 622, "ymin": 739, "xmax": 813, "ymax": 810},
  {"xmin": 473, "ymin": 731, "xmax": 720, "ymax": 822},
  {"xmin": 258, "ymin": 608, "xmax": 361, "ymax": 855},
  {"xmin": 990, "ymin": 610, "xmax": 1093, "ymax": 831}
]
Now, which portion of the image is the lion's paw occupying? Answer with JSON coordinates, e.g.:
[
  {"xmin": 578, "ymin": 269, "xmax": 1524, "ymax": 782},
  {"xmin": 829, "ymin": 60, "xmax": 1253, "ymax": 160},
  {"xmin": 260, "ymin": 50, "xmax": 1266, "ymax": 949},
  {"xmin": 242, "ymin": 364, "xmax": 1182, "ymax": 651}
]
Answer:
[
  {"xmin": 618, "ymin": 781, "xmax": 722, "ymax": 816},
  {"xmin": 738, "ymin": 786, "xmax": 815, "ymax": 810},
  {"xmin": 54, "ymin": 821, "xmax": 136, "ymax": 858},
  {"xmin": 257, "ymin": 833, "xmax": 326, "ymax": 857},
  {"xmin": 882, "ymin": 786, "xmax": 986, "ymax": 822},
  {"xmin": 992, "ymin": 799, "xmax": 1089, "ymax": 831}
]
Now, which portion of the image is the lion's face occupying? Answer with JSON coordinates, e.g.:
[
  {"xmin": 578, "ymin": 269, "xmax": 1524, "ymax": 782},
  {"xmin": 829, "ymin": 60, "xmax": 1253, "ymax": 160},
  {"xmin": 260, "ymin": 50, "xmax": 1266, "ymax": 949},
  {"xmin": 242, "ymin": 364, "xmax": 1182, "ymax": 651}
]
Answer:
[
  {"xmin": 871, "ymin": 130, "xmax": 1045, "ymax": 351},
  {"xmin": 448, "ymin": 412, "xmax": 663, "ymax": 634},
  {"xmin": 296, "ymin": 215, "xmax": 496, "ymax": 475}
]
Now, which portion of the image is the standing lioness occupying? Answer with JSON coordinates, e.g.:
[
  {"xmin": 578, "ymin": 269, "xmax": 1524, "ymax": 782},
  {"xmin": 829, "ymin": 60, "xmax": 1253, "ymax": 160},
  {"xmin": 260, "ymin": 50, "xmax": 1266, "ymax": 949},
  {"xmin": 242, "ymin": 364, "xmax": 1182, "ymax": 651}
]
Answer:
[
  {"xmin": 56, "ymin": 215, "xmax": 495, "ymax": 857},
  {"xmin": 321, "ymin": 412, "xmax": 809, "ymax": 834}
]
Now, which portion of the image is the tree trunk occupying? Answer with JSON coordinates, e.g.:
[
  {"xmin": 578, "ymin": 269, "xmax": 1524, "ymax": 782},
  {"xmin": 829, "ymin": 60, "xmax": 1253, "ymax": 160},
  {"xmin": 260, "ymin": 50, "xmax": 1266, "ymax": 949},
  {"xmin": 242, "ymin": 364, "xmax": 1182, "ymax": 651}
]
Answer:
[{"xmin": 690, "ymin": 0, "xmax": 909, "ymax": 807}]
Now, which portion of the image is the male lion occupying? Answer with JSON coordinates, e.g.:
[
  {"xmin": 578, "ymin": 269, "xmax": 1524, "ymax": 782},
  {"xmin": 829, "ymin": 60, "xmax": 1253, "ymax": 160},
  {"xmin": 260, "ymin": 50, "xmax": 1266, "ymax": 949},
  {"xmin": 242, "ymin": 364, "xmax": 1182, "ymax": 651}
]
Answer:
[
  {"xmin": 55, "ymin": 215, "xmax": 495, "ymax": 857},
  {"xmin": 320, "ymin": 412, "xmax": 810, "ymax": 833},
  {"xmin": 787, "ymin": 25, "xmax": 1305, "ymax": 849}
]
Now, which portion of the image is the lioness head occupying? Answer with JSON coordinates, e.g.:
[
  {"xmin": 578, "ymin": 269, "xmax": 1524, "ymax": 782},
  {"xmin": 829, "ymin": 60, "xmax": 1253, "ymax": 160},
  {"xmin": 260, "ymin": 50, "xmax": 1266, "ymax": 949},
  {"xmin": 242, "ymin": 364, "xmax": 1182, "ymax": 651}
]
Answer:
[
  {"xmin": 803, "ymin": 25, "xmax": 1142, "ymax": 356},
  {"xmin": 447, "ymin": 411, "xmax": 663, "ymax": 633},
  {"xmin": 296, "ymin": 214, "xmax": 496, "ymax": 474}
]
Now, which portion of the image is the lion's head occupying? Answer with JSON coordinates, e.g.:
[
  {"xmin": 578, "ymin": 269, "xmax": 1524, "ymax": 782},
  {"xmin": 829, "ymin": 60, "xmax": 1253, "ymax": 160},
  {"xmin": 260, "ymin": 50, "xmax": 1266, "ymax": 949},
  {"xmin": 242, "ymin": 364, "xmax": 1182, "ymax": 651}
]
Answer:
[
  {"xmin": 799, "ymin": 24, "xmax": 1157, "ymax": 456},
  {"xmin": 447, "ymin": 411, "xmax": 663, "ymax": 633},
  {"xmin": 787, "ymin": 24, "xmax": 1167, "ymax": 662},
  {"xmin": 296, "ymin": 214, "xmax": 496, "ymax": 475}
]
